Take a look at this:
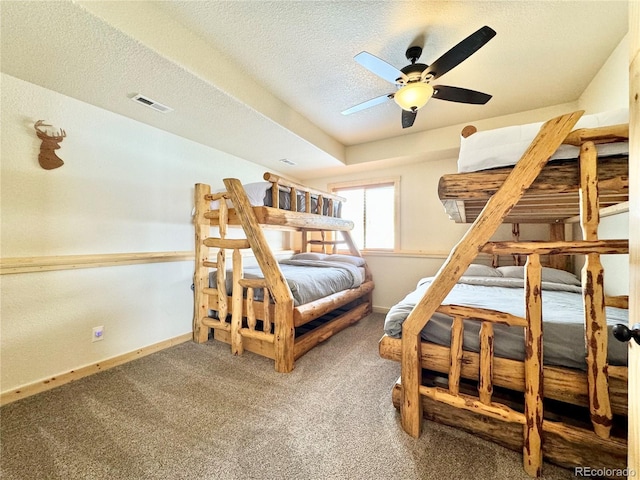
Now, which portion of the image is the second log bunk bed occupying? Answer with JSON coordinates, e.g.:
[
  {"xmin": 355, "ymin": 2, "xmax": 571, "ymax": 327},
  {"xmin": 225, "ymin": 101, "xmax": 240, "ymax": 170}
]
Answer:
[
  {"xmin": 378, "ymin": 110, "xmax": 630, "ymax": 476},
  {"xmin": 193, "ymin": 173, "xmax": 374, "ymax": 373}
]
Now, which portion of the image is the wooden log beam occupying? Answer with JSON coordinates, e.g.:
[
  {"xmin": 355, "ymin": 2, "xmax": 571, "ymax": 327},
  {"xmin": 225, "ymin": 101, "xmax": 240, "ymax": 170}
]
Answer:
[
  {"xmin": 437, "ymin": 304, "xmax": 528, "ymax": 327},
  {"xmin": 203, "ymin": 238, "xmax": 252, "ymax": 249},
  {"xmin": 562, "ymin": 123, "xmax": 628, "ymax": 146},
  {"xmin": 420, "ymin": 385, "xmax": 525, "ymax": 424},
  {"xmin": 273, "ymin": 300, "xmax": 295, "ymax": 373},
  {"xmin": 378, "ymin": 336, "xmax": 628, "ymax": 416},
  {"xmin": 293, "ymin": 281, "xmax": 374, "ymax": 327},
  {"xmin": 438, "ymin": 156, "xmax": 628, "ymax": 202},
  {"xmin": 400, "ymin": 111, "xmax": 584, "ymax": 438},
  {"xmin": 482, "ymin": 239, "xmax": 628, "ymax": 255},
  {"xmin": 208, "ymin": 207, "xmax": 355, "ymax": 232}
]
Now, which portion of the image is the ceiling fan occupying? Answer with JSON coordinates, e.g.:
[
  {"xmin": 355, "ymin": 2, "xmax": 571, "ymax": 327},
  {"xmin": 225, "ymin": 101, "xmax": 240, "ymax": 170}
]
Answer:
[{"xmin": 342, "ymin": 26, "xmax": 496, "ymax": 128}]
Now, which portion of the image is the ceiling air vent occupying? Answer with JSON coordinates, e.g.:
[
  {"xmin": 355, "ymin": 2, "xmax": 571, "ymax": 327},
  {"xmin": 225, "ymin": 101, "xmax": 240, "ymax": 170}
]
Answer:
[
  {"xmin": 131, "ymin": 94, "xmax": 173, "ymax": 113},
  {"xmin": 279, "ymin": 159, "xmax": 296, "ymax": 166}
]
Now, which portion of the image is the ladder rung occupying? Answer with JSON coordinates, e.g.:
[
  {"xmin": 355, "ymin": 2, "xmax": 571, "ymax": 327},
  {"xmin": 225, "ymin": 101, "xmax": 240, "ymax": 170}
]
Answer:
[
  {"xmin": 203, "ymin": 238, "xmax": 251, "ymax": 249},
  {"xmin": 240, "ymin": 328, "xmax": 274, "ymax": 343},
  {"xmin": 238, "ymin": 278, "xmax": 267, "ymax": 289},
  {"xmin": 201, "ymin": 318, "xmax": 230, "ymax": 331}
]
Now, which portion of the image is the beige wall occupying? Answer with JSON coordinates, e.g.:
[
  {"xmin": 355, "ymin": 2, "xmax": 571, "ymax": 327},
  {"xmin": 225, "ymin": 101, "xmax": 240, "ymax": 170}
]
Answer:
[{"xmin": 0, "ymin": 73, "xmax": 281, "ymax": 393}]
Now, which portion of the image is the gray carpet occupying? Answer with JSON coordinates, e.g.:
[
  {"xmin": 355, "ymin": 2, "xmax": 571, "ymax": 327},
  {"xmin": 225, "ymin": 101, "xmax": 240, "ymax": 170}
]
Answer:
[{"xmin": 1, "ymin": 313, "xmax": 575, "ymax": 480}]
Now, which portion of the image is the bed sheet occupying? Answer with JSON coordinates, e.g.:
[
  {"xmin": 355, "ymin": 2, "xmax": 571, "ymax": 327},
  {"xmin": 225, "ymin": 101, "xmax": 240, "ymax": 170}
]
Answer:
[
  {"xmin": 383, "ymin": 274, "xmax": 628, "ymax": 370},
  {"xmin": 210, "ymin": 258, "xmax": 364, "ymax": 306}
]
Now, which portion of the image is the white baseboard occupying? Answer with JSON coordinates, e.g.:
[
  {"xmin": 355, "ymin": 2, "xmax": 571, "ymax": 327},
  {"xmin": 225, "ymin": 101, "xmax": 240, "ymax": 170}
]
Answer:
[
  {"xmin": 372, "ymin": 305, "xmax": 390, "ymax": 314},
  {"xmin": 0, "ymin": 333, "xmax": 192, "ymax": 406}
]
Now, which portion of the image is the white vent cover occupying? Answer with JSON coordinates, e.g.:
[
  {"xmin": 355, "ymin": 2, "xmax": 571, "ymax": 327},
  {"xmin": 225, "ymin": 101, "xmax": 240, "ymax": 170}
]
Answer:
[
  {"xmin": 279, "ymin": 158, "xmax": 296, "ymax": 166},
  {"xmin": 131, "ymin": 94, "xmax": 173, "ymax": 113}
]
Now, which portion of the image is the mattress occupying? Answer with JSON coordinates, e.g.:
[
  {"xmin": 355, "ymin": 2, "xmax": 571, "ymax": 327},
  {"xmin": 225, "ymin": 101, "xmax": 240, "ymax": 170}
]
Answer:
[
  {"xmin": 383, "ymin": 265, "xmax": 628, "ymax": 370},
  {"xmin": 457, "ymin": 108, "xmax": 629, "ymax": 173},
  {"xmin": 210, "ymin": 253, "xmax": 365, "ymax": 306},
  {"xmin": 211, "ymin": 181, "xmax": 341, "ymax": 216}
]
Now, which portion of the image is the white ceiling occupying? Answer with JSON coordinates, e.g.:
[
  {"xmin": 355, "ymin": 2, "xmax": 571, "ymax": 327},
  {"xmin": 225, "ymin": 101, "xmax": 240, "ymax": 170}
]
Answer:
[{"xmin": 0, "ymin": 1, "xmax": 628, "ymax": 179}]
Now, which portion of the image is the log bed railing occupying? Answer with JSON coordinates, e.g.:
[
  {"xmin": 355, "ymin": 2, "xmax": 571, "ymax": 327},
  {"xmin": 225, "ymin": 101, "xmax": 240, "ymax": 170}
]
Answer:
[{"xmin": 398, "ymin": 111, "xmax": 630, "ymax": 476}]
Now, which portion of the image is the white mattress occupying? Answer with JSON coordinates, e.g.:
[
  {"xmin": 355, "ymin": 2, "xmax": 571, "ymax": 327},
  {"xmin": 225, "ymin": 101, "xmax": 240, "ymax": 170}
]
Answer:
[{"xmin": 457, "ymin": 108, "xmax": 629, "ymax": 173}]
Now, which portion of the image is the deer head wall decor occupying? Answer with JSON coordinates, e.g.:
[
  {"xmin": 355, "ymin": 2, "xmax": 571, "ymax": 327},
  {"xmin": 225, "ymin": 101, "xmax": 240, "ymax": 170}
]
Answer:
[{"xmin": 34, "ymin": 120, "xmax": 66, "ymax": 170}]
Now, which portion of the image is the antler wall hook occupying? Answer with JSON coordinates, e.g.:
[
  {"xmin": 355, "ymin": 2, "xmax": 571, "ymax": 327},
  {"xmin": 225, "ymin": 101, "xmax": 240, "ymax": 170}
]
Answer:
[{"xmin": 34, "ymin": 120, "xmax": 66, "ymax": 170}]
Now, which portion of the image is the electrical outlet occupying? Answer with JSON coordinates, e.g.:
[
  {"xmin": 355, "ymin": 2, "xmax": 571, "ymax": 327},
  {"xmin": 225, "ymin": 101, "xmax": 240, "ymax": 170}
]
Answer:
[{"xmin": 92, "ymin": 326, "xmax": 104, "ymax": 342}]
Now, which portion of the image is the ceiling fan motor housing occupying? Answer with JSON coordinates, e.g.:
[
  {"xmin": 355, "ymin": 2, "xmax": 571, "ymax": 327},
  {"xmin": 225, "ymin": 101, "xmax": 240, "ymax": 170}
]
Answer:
[{"xmin": 398, "ymin": 63, "xmax": 428, "ymax": 84}]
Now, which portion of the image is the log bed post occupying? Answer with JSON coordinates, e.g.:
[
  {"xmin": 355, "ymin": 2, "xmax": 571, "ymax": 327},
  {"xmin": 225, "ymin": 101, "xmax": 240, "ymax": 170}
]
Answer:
[
  {"xmin": 579, "ymin": 141, "xmax": 613, "ymax": 439},
  {"xmin": 523, "ymin": 254, "xmax": 543, "ymax": 477},
  {"xmin": 193, "ymin": 183, "xmax": 211, "ymax": 343},
  {"xmin": 400, "ymin": 111, "xmax": 584, "ymax": 438}
]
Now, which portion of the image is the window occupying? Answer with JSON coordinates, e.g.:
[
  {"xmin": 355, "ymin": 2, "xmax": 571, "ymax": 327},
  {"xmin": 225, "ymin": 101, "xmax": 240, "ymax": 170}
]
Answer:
[{"xmin": 330, "ymin": 177, "xmax": 399, "ymax": 251}]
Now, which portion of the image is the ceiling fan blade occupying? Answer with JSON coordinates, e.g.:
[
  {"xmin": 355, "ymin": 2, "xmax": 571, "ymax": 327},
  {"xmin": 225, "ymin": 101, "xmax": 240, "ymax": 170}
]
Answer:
[
  {"xmin": 341, "ymin": 93, "xmax": 393, "ymax": 115},
  {"xmin": 354, "ymin": 51, "xmax": 408, "ymax": 84},
  {"xmin": 422, "ymin": 26, "xmax": 496, "ymax": 81},
  {"xmin": 402, "ymin": 110, "xmax": 417, "ymax": 128},
  {"xmin": 432, "ymin": 85, "xmax": 492, "ymax": 104}
]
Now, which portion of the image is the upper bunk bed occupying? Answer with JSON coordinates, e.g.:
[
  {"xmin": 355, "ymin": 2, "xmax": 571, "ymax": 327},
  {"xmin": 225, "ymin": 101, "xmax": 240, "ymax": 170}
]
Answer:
[
  {"xmin": 193, "ymin": 173, "xmax": 374, "ymax": 373},
  {"xmin": 438, "ymin": 108, "xmax": 629, "ymax": 224}
]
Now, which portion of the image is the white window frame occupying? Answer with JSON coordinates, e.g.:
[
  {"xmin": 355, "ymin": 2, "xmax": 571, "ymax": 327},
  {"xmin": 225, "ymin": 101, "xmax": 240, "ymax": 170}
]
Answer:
[{"xmin": 329, "ymin": 177, "xmax": 400, "ymax": 252}]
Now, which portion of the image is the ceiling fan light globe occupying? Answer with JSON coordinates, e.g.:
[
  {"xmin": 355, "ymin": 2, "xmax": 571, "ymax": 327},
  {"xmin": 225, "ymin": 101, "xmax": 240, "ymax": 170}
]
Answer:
[{"xmin": 394, "ymin": 82, "xmax": 434, "ymax": 111}]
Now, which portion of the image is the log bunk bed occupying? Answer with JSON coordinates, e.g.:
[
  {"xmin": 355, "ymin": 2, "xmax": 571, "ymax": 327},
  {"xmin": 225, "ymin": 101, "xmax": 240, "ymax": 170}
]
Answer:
[
  {"xmin": 193, "ymin": 173, "xmax": 374, "ymax": 373},
  {"xmin": 378, "ymin": 110, "xmax": 630, "ymax": 476}
]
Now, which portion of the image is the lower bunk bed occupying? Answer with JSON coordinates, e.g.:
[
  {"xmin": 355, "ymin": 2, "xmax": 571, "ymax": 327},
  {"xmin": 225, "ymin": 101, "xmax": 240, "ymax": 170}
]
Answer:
[
  {"xmin": 193, "ymin": 174, "xmax": 374, "ymax": 373},
  {"xmin": 379, "ymin": 264, "xmax": 629, "ymax": 472}
]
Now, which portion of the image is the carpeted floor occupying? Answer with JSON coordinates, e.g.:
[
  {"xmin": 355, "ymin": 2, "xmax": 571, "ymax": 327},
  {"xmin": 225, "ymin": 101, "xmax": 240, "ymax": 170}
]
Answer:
[{"xmin": 0, "ymin": 313, "xmax": 575, "ymax": 479}]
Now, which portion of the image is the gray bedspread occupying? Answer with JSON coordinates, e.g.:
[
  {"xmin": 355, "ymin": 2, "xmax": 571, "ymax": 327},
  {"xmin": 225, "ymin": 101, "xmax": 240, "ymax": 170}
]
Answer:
[
  {"xmin": 210, "ymin": 259, "xmax": 363, "ymax": 306},
  {"xmin": 383, "ymin": 276, "xmax": 628, "ymax": 370}
]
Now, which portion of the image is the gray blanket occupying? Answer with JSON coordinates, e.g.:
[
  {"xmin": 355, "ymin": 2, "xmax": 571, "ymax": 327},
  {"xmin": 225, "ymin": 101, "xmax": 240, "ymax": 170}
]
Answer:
[
  {"xmin": 210, "ymin": 259, "xmax": 363, "ymax": 306},
  {"xmin": 383, "ymin": 276, "xmax": 628, "ymax": 370}
]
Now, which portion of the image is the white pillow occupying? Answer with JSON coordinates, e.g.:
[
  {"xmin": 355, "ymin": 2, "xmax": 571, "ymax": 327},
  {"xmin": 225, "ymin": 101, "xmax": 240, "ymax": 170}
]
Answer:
[
  {"xmin": 497, "ymin": 266, "xmax": 581, "ymax": 286},
  {"xmin": 325, "ymin": 254, "xmax": 366, "ymax": 267},
  {"xmin": 462, "ymin": 264, "xmax": 502, "ymax": 277},
  {"xmin": 290, "ymin": 253, "xmax": 328, "ymax": 261}
]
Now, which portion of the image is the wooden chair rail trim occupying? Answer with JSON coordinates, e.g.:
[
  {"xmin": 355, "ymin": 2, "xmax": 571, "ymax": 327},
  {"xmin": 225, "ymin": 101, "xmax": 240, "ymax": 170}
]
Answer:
[{"xmin": 0, "ymin": 251, "xmax": 194, "ymax": 275}]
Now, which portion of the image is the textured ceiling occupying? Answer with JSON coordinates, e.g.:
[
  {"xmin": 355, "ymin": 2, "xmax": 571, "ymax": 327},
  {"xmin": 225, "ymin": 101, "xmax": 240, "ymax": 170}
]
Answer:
[{"xmin": 0, "ymin": 1, "xmax": 629, "ymax": 179}]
